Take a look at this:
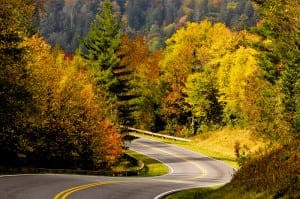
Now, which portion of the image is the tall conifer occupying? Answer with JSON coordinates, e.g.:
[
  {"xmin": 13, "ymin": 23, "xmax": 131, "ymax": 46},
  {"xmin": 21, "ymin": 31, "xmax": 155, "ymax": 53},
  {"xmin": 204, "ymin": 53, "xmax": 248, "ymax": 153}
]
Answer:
[{"xmin": 81, "ymin": 0, "xmax": 134, "ymax": 125}]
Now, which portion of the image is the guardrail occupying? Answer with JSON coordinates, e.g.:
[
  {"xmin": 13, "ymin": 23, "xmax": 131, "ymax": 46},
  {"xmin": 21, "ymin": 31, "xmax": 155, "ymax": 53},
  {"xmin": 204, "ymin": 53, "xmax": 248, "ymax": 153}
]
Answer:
[{"xmin": 123, "ymin": 126, "xmax": 191, "ymax": 142}]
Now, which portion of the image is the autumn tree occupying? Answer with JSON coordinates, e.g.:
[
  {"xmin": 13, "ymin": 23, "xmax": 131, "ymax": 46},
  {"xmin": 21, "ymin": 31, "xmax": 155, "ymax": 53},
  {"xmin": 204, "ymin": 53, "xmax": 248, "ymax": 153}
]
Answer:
[
  {"xmin": 160, "ymin": 22, "xmax": 208, "ymax": 133},
  {"xmin": 160, "ymin": 21, "xmax": 238, "ymax": 133},
  {"xmin": 0, "ymin": 0, "xmax": 123, "ymax": 169},
  {"xmin": 216, "ymin": 45, "xmax": 261, "ymax": 125},
  {"xmin": 23, "ymin": 35, "xmax": 122, "ymax": 169},
  {"xmin": 185, "ymin": 69, "xmax": 223, "ymax": 133},
  {"xmin": 118, "ymin": 36, "xmax": 163, "ymax": 130},
  {"xmin": 160, "ymin": 20, "xmax": 269, "ymax": 134},
  {"xmin": 0, "ymin": 0, "xmax": 40, "ymax": 166}
]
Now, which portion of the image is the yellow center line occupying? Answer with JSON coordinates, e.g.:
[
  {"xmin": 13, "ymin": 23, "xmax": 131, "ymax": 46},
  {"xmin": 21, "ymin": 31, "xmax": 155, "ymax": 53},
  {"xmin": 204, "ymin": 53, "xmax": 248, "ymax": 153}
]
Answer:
[
  {"xmin": 54, "ymin": 181, "xmax": 126, "ymax": 199},
  {"xmin": 134, "ymin": 141, "xmax": 206, "ymax": 180},
  {"xmin": 54, "ymin": 182, "xmax": 99, "ymax": 199},
  {"xmin": 54, "ymin": 182, "xmax": 103, "ymax": 199},
  {"xmin": 54, "ymin": 140, "xmax": 206, "ymax": 199}
]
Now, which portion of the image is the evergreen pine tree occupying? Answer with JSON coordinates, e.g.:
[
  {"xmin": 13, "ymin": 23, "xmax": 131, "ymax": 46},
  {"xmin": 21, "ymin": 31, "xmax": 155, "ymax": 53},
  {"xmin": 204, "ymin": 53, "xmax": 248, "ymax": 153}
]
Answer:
[
  {"xmin": 80, "ymin": 0, "xmax": 134, "ymax": 125},
  {"xmin": 252, "ymin": 0, "xmax": 300, "ymax": 136}
]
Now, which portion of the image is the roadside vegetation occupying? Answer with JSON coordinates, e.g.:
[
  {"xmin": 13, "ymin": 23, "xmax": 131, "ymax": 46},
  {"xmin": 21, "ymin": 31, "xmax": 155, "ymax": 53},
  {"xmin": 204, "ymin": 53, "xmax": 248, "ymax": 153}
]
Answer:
[
  {"xmin": 125, "ymin": 150, "xmax": 169, "ymax": 177},
  {"xmin": 0, "ymin": 149, "xmax": 169, "ymax": 177},
  {"xmin": 167, "ymin": 140, "xmax": 300, "ymax": 199}
]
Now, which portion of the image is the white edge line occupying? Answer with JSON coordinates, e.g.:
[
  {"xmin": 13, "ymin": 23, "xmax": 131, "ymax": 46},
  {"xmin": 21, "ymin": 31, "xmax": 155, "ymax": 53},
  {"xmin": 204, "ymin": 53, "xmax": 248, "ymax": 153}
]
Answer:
[
  {"xmin": 133, "ymin": 137, "xmax": 235, "ymax": 199},
  {"xmin": 154, "ymin": 186, "xmax": 200, "ymax": 199},
  {"xmin": 129, "ymin": 140, "xmax": 174, "ymax": 175},
  {"xmin": 154, "ymin": 183, "xmax": 226, "ymax": 199}
]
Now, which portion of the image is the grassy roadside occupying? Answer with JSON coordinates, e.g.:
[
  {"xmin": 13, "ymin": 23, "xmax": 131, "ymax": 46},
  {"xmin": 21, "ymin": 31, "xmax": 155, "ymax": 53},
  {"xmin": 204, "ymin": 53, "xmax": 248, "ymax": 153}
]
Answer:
[
  {"xmin": 125, "ymin": 150, "xmax": 169, "ymax": 177},
  {"xmin": 154, "ymin": 132, "xmax": 299, "ymax": 199},
  {"xmin": 0, "ymin": 150, "xmax": 169, "ymax": 177}
]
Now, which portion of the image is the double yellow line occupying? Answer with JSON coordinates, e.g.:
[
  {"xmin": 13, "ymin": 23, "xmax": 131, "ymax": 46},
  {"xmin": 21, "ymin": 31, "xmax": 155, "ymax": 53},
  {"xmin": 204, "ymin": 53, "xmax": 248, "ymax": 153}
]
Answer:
[
  {"xmin": 54, "ymin": 141, "xmax": 206, "ymax": 199},
  {"xmin": 54, "ymin": 181, "xmax": 120, "ymax": 199}
]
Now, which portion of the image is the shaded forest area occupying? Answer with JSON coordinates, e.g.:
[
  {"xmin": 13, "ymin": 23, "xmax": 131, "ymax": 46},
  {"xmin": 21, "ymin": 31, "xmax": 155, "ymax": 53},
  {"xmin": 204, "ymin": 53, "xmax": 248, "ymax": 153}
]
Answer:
[
  {"xmin": 1, "ymin": 0, "xmax": 123, "ymax": 170},
  {"xmin": 39, "ymin": 0, "xmax": 258, "ymax": 52}
]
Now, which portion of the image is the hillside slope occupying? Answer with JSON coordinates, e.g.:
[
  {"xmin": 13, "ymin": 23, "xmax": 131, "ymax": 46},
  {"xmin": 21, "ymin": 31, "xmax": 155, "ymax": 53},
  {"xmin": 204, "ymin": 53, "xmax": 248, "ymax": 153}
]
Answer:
[
  {"xmin": 168, "ymin": 140, "xmax": 300, "ymax": 199},
  {"xmin": 38, "ymin": 0, "xmax": 257, "ymax": 52}
]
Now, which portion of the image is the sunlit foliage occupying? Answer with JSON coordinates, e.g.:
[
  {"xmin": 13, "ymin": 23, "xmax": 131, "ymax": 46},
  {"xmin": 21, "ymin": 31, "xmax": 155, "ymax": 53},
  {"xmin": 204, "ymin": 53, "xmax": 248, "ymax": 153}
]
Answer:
[
  {"xmin": 118, "ymin": 36, "xmax": 163, "ymax": 131},
  {"xmin": 22, "ymin": 35, "xmax": 122, "ymax": 169},
  {"xmin": 160, "ymin": 20, "xmax": 262, "ymax": 134}
]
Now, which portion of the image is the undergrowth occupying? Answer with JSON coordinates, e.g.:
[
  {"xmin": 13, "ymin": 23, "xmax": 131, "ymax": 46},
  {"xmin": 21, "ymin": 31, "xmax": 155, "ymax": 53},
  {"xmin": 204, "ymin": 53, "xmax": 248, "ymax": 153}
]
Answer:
[
  {"xmin": 168, "ymin": 139, "xmax": 300, "ymax": 199},
  {"xmin": 231, "ymin": 139, "xmax": 300, "ymax": 198}
]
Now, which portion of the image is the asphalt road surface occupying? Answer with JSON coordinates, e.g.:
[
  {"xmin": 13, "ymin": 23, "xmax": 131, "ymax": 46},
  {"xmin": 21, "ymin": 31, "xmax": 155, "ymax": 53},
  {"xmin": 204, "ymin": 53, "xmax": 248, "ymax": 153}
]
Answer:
[{"xmin": 0, "ymin": 137, "xmax": 234, "ymax": 199}]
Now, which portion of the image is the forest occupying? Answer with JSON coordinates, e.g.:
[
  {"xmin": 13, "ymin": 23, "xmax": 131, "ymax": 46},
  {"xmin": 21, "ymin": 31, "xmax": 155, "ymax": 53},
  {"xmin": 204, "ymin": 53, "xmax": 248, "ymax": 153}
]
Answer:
[
  {"xmin": 39, "ymin": 0, "xmax": 258, "ymax": 52},
  {"xmin": 1, "ymin": 0, "xmax": 299, "ymax": 197}
]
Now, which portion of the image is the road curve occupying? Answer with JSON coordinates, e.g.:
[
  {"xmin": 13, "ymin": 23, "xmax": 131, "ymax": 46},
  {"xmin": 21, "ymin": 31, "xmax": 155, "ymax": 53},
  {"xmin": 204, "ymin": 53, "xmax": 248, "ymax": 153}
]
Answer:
[{"xmin": 0, "ymin": 137, "xmax": 234, "ymax": 199}]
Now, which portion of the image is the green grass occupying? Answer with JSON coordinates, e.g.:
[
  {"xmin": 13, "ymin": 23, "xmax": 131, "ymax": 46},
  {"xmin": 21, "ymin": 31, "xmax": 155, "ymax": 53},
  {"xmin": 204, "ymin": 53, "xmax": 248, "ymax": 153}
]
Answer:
[
  {"xmin": 0, "ymin": 150, "xmax": 169, "ymax": 177},
  {"xmin": 125, "ymin": 150, "xmax": 169, "ymax": 177},
  {"xmin": 111, "ymin": 155, "xmax": 139, "ymax": 173}
]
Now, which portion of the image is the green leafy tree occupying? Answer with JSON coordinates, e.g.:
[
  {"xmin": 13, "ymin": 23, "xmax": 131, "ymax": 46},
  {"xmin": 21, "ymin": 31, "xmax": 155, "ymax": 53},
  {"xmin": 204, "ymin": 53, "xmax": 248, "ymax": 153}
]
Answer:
[
  {"xmin": 81, "ymin": 0, "xmax": 121, "ymax": 72},
  {"xmin": 185, "ymin": 69, "xmax": 223, "ymax": 133}
]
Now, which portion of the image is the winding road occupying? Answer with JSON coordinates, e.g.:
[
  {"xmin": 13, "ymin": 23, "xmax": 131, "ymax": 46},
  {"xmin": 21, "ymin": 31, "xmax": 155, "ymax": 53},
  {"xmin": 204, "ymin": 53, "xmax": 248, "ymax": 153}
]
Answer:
[{"xmin": 0, "ymin": 137, "xmax": 234, "ymax": 199}]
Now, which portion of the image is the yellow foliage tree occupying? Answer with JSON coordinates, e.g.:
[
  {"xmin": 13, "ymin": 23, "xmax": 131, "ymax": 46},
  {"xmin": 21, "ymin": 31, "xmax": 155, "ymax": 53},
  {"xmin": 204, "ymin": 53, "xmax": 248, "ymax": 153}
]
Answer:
[
  {"xmin": 161, "ymin": 19, "xmax": 263, "ymax": 131},
  {"xmin": 161, "ymin": 20, "xmax": 240, "ymax": 131},
  {"xmin": 22, "ymin": 35, "xmax": 122, "ymax": 169},
  {"xmin": 216, "ymin": 47, "xmax": 260, "ymax": 123}
]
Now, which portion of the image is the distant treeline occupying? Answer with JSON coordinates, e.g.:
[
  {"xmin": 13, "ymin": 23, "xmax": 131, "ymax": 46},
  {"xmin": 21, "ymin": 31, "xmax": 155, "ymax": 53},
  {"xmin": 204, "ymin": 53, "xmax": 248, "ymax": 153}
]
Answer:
[{"xmin": 38, "ymin": 0, "xmax": 258, "ymax": 52}]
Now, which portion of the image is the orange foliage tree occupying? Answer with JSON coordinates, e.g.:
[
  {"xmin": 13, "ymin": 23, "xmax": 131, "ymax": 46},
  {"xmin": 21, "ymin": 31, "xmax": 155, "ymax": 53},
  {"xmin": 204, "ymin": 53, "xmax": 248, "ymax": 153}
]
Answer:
[
  {"xmin": 118, "ymin": 36, "xmax": 163, "ymax": 131},
  {"xmin": 22, "ymin": 35, "xmax": 122, "ymax": 169}
]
